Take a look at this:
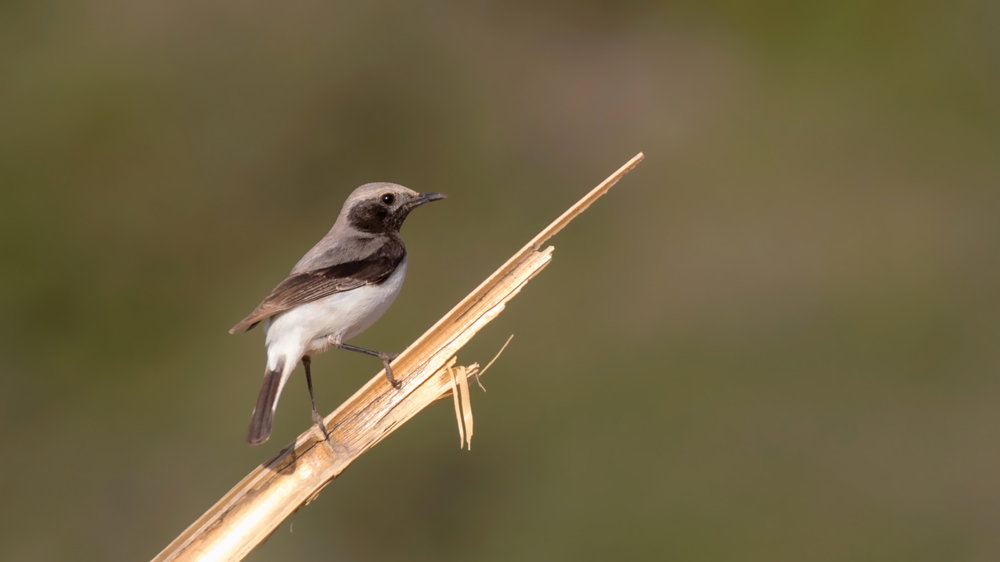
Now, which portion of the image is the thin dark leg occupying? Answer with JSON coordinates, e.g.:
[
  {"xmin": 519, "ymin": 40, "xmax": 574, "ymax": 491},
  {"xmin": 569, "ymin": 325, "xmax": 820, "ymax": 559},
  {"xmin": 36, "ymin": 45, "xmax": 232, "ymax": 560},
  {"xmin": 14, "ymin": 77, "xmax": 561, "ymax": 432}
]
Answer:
[
  {"xmin": 302, "ymin": 356, "xmax": 331, "ymax": 443},
  {"xmin": 332, "ymin": 343, "xmax": 402, "ymax": 388}
]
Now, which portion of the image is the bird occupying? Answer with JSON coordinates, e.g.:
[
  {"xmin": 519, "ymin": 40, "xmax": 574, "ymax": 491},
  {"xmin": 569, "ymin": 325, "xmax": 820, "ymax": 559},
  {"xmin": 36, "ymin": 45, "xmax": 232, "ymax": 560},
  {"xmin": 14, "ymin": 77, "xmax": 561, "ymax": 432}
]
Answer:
[{"xmin": 229, "ymin": 183, "xmax": 446, "ymax": 445}]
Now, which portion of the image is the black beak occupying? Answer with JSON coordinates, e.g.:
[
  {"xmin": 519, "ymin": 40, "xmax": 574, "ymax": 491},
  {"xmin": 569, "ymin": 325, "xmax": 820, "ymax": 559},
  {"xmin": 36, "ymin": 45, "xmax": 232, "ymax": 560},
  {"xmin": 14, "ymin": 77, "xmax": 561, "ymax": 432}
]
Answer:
[{"xmin": 407, "ymin": 192, "xmax": 447, "ymax": 208}]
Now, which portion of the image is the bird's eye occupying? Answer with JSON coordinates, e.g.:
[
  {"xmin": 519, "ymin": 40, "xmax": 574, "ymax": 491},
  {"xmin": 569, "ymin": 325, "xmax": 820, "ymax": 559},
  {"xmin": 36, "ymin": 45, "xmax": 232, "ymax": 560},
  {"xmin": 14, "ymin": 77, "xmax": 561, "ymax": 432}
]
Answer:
[{"xmin": 381, "ymin": 193, "xmax": 395, "ymax": 205}]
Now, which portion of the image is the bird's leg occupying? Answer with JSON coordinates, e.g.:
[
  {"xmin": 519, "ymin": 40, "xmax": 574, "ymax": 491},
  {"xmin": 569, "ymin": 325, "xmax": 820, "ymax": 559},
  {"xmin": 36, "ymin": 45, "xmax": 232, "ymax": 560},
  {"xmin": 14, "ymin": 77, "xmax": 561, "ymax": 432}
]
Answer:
[
  {"xmin": 302, "ymin": 356, "xmax": 332, "ymax": 443},
  {"xmin": 327, "ymin": 339, "xmax": 402, "ymax": 388}
]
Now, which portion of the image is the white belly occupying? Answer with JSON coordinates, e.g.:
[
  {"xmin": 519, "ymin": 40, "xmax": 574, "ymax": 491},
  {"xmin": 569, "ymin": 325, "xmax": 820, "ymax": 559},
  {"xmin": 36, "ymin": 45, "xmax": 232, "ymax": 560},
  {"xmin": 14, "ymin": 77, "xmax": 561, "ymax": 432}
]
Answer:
[{"xmin": 263, "ymin": 255, "xmax": 407, "ymax": 364}]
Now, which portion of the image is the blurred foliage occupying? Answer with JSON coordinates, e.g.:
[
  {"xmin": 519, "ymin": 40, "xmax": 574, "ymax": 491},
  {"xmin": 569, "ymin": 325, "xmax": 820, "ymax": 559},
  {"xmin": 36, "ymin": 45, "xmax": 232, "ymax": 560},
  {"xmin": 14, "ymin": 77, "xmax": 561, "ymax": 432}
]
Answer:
[{"xmin": 1, "ymin": 0, "xmax": 998, "ymax": 560}]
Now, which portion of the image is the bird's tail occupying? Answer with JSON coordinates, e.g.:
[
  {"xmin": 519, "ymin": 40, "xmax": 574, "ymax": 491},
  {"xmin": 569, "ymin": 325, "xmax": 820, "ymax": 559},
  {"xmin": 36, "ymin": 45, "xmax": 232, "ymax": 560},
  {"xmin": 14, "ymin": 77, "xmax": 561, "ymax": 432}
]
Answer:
[{"xmin": 247, "ymin": 356, "xmax": 288, "ymax": 445}]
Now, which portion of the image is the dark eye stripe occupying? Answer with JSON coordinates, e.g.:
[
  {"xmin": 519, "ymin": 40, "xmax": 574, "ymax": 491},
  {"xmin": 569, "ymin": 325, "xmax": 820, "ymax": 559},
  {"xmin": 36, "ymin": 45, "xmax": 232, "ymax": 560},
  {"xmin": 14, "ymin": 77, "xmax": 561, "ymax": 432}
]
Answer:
[{"xmin": 348, "ymin": 201, "xmax": 390, "ymax": 233}]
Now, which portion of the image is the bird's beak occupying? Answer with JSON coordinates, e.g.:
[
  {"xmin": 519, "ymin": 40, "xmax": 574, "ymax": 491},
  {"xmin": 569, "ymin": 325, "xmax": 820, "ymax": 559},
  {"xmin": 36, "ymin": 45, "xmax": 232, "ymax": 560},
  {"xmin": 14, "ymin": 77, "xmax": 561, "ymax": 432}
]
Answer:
[{"xmin": 407, "ymin": 192, "xmax": 447, "ymax": 208}]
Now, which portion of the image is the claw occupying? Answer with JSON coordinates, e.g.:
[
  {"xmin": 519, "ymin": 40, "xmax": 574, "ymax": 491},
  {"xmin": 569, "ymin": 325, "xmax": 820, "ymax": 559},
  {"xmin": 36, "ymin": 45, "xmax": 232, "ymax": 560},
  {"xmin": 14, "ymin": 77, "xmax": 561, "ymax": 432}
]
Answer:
[
  {"xmin": 384, "ymin": 364, "xmax": 402, "ymax": 388},
  {"xmin": 312, "ymin": 411, "xmax": 332, "ymax": 444},
  {"xmin": 383, "ymin": 355, "xmax": 402, "ymax": 389}
]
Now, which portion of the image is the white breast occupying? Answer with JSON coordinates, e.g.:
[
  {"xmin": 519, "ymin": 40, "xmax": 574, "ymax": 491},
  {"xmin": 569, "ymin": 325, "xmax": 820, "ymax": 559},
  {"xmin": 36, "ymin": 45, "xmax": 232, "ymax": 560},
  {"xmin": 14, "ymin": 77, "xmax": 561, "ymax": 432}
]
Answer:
[{"xmin": 263, "ymin": 255, "xmax": 408, "ymax": 361}]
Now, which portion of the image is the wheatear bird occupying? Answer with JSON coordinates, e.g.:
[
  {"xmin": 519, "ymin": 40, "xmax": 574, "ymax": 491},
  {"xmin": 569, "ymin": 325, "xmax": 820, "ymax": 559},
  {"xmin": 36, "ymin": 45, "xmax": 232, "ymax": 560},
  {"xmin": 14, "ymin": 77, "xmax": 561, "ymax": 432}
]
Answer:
[{"xmin": 230, "ymin": 183, "xmax": 445, "ymax": 445}]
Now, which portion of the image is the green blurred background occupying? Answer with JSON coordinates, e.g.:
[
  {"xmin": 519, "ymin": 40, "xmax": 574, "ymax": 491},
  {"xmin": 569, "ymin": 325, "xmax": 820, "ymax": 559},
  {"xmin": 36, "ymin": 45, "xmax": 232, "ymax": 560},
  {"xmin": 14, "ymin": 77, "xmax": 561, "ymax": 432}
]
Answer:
[{"xmin": 2, "ymin": 1, "xmax": 999, "ymax": 560}]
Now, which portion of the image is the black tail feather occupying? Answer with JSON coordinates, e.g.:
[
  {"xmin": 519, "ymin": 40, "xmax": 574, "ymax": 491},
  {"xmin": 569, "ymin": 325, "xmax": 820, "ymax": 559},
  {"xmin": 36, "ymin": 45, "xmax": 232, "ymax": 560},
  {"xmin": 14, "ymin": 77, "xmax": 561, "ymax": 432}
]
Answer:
[{"xmin": 247, "ymin": 358, "xmax": 285, "ymax": 445}]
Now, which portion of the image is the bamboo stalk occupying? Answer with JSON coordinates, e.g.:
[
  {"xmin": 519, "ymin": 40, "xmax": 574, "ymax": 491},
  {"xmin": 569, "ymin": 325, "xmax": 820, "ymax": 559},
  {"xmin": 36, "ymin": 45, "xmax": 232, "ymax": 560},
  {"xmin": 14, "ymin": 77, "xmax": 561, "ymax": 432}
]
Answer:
[{"xmin": 152, "ymin": 153, "xmax": 644, "ymax": 562}]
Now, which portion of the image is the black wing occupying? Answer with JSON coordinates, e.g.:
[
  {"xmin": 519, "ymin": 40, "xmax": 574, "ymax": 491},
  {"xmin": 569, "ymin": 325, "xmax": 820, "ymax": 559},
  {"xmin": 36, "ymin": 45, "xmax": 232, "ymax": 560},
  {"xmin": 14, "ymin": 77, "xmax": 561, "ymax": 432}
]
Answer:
[{"xmin": 229, "ymin": 236, "xmax": 405, "ymax": 333}]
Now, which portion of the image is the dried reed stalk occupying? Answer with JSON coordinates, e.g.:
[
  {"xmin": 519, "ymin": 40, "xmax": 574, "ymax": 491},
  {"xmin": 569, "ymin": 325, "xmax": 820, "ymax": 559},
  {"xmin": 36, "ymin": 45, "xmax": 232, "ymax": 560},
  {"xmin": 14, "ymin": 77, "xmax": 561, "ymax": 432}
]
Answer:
[{"xmin": 151, "ymin": 153, "xmax": 644, "ymax": 562}]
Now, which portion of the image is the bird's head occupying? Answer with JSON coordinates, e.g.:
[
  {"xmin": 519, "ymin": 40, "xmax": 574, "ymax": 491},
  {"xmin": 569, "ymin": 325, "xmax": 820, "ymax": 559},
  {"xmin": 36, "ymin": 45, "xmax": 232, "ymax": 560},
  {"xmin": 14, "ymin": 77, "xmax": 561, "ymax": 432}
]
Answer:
[{"xmin": 341, "ymin": 183, "xmax": 446, "ymax": 234}]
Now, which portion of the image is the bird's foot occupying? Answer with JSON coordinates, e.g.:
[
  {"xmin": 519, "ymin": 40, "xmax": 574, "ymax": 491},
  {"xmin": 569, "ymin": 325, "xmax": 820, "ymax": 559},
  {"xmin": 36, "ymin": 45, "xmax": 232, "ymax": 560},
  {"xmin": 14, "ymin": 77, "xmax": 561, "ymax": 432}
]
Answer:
[
  {"xmin": 311, "ymin": 409, "xmax": 333, "ymax": 445},
  {"xmin": 380, "ymin": 352, "xmax": 402, "ymax": 389}
]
